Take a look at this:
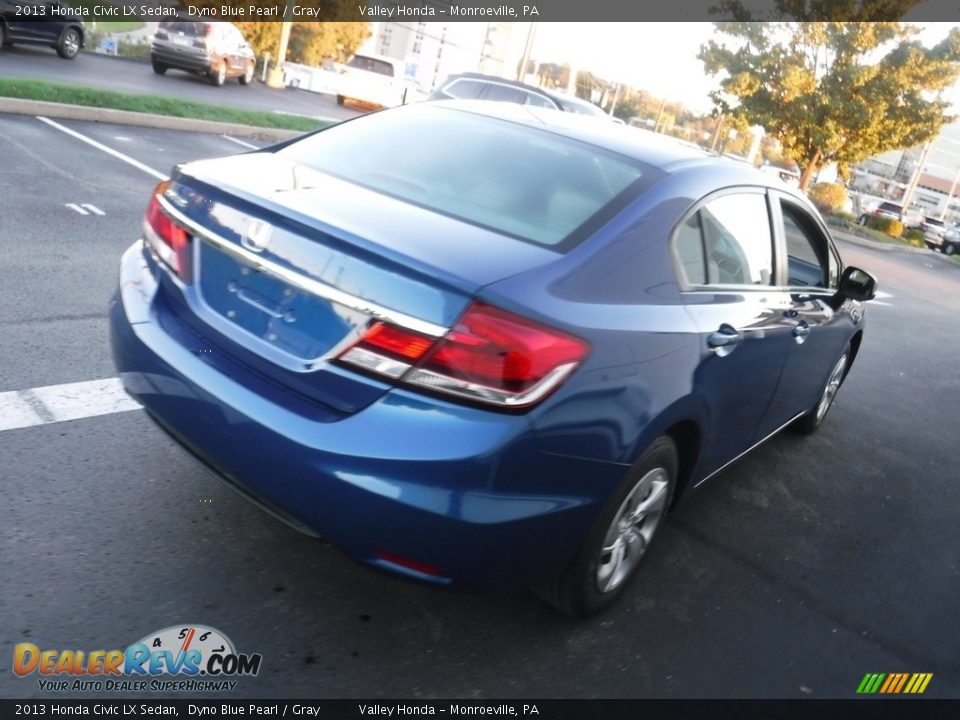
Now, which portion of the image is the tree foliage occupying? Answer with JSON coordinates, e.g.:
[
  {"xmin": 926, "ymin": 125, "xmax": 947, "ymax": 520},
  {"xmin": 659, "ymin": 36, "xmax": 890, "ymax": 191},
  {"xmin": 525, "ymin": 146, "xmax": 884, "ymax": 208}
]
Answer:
[
  {"xmin": 700, "ymin": 21, "xmax": 960, "ymax": 189},
  {"xmin": 177, "ymin": 1, "xmax": 369, "ymax": 65}
]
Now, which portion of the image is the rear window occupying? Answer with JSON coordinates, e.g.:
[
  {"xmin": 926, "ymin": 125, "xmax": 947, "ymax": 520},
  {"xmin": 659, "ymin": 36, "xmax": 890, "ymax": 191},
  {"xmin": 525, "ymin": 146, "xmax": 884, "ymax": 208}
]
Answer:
[
  {"xmin": 278, "ymin": 106, "xmax": 649, "ymax": 248},
  {"xmin": 159, "ymin": 21, "xmax": 207, "ymax": 36},
  {"xmin": 443, "ymin": 79, "xmax": 487, "ymax": 99},
  {"xmin": 879, "ymin": 202, "xmax": 902, "ymax": 213},
  {"xmin": 347, "ymin": 55, "xmax": 394, "ymax": 77}
]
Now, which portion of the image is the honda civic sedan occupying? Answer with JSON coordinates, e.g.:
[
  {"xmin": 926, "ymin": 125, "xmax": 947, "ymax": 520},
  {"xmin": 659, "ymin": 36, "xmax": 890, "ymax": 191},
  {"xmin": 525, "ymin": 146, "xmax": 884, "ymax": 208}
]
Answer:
[{"xmin": 110, "ymin": 102, "xmax": 877, "ymax": 616}]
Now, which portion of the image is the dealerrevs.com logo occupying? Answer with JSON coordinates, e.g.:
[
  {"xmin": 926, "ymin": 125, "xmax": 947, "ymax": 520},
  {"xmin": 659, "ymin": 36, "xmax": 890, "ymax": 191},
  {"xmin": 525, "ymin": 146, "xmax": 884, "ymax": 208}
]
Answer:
[{"xmin": 13, "ymin": 625, "xmax": 262, "ymax": 693}]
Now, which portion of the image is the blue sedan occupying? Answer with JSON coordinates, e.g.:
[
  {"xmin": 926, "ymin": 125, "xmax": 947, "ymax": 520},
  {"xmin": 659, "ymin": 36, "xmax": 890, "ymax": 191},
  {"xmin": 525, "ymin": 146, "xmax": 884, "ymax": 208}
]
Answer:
[{"xmin": 110, "ymin": 101, "xmax": 877, "ymax": 616}]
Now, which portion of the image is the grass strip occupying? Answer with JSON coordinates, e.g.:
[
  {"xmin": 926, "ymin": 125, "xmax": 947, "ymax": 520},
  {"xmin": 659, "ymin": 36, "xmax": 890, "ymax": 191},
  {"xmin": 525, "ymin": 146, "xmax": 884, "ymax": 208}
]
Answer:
[{"xmin": 0, "ymin": 77, "xmax": 332, "ymax": 133}]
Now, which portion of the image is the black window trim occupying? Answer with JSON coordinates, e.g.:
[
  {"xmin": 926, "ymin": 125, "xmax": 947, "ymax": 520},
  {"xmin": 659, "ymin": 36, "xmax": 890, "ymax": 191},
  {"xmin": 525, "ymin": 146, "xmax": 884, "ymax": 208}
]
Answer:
[{"xmin": 669, "ymin": 185, "xmax": 780, "ymax": 293}]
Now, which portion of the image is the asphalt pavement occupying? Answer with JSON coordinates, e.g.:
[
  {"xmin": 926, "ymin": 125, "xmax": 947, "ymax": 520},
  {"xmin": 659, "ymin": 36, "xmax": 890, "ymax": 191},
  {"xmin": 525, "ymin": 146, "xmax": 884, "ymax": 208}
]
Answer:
[
  {"xmin": 1, "ymin": 113, "xmax": 959, "ymax": 700},
  {"xmin": 0, "ymin": 44, "xmax": 362, "ymax": 122}
]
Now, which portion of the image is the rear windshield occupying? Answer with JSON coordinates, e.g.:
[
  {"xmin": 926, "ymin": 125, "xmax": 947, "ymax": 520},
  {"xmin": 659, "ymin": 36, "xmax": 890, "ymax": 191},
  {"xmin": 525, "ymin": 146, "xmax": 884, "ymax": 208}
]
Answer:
[
  {"xmin": 278, "ymin": 106, "xmax": 648, "ymax": 248},
  {"xmin": 879, "ymin": 202, "xmax": 902, "ymax": 213},
  {"xmin": 159, "ymin": 21, "xmax": 207, "ymax": 36},
  {"xmin": 347, "ymin": 55, "xmax": 394, "ymax": 77}
]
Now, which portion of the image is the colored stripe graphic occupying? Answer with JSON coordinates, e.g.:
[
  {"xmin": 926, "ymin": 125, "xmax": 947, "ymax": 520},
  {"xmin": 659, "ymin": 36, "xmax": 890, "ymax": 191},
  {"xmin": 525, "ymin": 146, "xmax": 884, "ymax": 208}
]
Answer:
[{"xmin": 857, "ymin": 673, "xmax": 932, "ymax": 694}]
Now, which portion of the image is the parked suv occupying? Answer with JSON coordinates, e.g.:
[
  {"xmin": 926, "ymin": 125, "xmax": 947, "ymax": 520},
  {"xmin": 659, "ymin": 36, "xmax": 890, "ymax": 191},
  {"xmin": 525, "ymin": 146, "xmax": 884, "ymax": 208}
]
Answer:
[
  {"xmin": 0, "ymin": 1, "xmax": 84, "ymax": 59},
  {"xmin": 151, "ymin": 21, "xmax": 255, "ymax": 87},
  {"xmin": 931, "ymin": 227, "xmax": 959, "ymax": 255},
  {"xmin": 857, "ymin": 201, "xmax": 903, "ymax": 225},
  {"xmin": 430, "ymin": 73, "xmax": 608, "ymax": 118}
]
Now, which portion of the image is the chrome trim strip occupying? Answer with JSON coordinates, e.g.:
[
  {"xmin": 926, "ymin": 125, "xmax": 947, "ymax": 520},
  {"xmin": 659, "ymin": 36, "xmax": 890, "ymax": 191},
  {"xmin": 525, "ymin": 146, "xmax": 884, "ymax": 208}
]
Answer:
[
  {"xmin": 156, "ymin": 195, "xmax": 449, "ymax": 338},
  {"xmin": 694, "ymin": 411, "xmax": 805, "ymax": 487},
  {"xmin": 403, "ymin": 362, "xmax": 579, "ymax": 408}
]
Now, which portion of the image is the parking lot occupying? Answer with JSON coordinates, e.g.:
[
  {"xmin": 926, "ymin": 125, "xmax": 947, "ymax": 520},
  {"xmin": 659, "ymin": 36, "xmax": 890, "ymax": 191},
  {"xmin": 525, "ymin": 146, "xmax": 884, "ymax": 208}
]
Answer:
[{"xmin": 1, "ymin": 113, "xmax": 959, "ymax": 699}]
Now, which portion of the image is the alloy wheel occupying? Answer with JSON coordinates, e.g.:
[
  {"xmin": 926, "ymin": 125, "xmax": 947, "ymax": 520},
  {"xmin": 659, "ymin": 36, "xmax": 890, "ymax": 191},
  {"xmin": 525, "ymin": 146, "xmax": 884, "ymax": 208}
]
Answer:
[
  {"xmin": 816, "ymin": 354, "xmax": 848, "ymax": 422},
  {"xmin": 596, "ymin": 467, "xmax": 669, "ymax": 593}
]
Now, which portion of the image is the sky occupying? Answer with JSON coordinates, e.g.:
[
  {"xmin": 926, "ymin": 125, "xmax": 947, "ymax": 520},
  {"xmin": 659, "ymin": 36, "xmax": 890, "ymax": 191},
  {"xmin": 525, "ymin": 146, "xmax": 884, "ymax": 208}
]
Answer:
[{"xmin": 529, "ymin": 22, "xmax": 960, "ymax": 115}]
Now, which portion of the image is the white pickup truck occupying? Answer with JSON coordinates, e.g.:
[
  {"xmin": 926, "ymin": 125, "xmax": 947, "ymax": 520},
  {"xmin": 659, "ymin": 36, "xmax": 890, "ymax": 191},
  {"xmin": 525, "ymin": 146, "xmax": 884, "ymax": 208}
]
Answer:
[{"xmin": 284, "ymin": 53, "xmax": 410, "ymax": 109}]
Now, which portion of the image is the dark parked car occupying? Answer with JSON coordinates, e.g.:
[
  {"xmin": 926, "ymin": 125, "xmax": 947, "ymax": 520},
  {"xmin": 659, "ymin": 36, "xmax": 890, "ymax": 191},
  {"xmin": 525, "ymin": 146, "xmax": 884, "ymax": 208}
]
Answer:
[
  {"xmin": 151, "ymin": 21, "xmax": 255, "ymax": 87},
  {"xmin": 110, "ymin": 101, "xmax": 877, "ymax": 616},
  {"xmin": 930, "ymin": 226, "xmax": 959, "ymax": 255},
  {"xmin": 0, "ymin": 1, "xmax": 83, "ymax": 59},
  {"xmin": 430, "ymin": 72, "xmax": 608, "ymax": 118}
]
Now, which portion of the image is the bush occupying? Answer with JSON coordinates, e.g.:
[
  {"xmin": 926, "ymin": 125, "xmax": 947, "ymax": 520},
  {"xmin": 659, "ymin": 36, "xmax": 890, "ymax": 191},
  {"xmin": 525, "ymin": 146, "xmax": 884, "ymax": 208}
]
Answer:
[
  {"xmin": 864, "ymin": 215, "xmax": 904, "ymax": 238},
  {"xmin": 829, "ymin": 210, "xmax": 857, "ymax": 223},
  {"xmin": 902, "ymin": 228, "xmax": 926, "ymax": 247},
  {"xmin": 808, "ymin": 183, "xmax": 849, "ymax": 214}
]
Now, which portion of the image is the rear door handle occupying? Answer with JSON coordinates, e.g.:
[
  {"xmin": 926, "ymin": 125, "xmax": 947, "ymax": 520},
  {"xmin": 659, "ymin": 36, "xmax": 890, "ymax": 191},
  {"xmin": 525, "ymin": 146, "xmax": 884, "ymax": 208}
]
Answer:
[
  {"xmin": 792, "ymin": 322, "xmax": 811, "ymax": 341},
  {"xmin": 708, "ymin": 325, "xmax": 740, "ymax": 356}
]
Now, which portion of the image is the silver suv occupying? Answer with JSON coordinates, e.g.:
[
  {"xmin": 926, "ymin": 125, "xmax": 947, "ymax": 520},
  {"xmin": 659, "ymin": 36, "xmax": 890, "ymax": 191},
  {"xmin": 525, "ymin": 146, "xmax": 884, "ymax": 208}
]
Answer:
[{"xmin": 151, "ymin": 21, "xmax": 255, "ymax": 87}]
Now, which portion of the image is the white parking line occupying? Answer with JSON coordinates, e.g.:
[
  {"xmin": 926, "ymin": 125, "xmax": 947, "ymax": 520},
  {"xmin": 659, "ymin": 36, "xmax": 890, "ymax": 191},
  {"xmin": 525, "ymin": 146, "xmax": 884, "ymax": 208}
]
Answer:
[
  {"xmin": 65, "ymin": 203, "xmax": 89, "ymax": 215},
  {"xmin": 36, "ymin": 116, "xmax": 169, "ymax": 181},
  {"xmin": 82, "ymin": 204, "xmax": 106, "ymax": 216},
  {"xmin": 220, "ymin": 134, "xmax": 260, "ymax": 150},
  {"xmin": 0, "ymin": 378, "xmax": 141, "ymax": 433}
]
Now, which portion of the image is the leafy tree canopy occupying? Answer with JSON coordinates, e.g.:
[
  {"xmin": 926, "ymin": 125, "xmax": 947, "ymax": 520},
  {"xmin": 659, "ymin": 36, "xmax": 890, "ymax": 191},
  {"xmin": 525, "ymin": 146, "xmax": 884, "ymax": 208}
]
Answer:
[
  {"xmin": 178, "ymin": 2, "xmax": 369, "ymax": 65},
  {"xmin": 700, "ymin": 20, "xmax": 960, "ymax": 188}
]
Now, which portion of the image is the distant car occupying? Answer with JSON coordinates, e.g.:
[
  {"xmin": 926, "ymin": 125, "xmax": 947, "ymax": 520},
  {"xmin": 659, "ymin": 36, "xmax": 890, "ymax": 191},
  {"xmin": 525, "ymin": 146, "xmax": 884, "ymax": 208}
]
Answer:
[
  {"xmin": 430, "ymin": 73, "xmax": 609, "ymax": 119},
  {"xmin": 150, "ymin": 21, "xmax": 255, "ymax": 87},
  {"xmin": 0, "ymin": 0, "xmax": 84, "ymax": 59},
  {"xmin": 930, "ymin": 226, "xmax": 959, "ymax": 255},
  {"xmin": 915, "ymin": 216, "xmax": 946, "ymax": 244},
  {"xmin": 111, "ymin": 100, "xmax": 877, "ymax": 617},
  {"xmin": 857, "ymin": 201, "xmax": 904, "ymax": 225},
  {"xmin": 336, "ymin": 53, "xmax": 408, "ymax": 108}
]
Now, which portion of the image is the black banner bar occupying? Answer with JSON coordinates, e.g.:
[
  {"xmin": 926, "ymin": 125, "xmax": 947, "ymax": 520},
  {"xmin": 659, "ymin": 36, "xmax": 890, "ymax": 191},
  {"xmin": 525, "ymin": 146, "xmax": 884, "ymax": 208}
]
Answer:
[
  {"xmin": 25, "ymin": 0, "xmax": 960, "ymax": 23},
  {"xmin": 1, "ymin": 699, "xmax": 958, "ymax": 720}
]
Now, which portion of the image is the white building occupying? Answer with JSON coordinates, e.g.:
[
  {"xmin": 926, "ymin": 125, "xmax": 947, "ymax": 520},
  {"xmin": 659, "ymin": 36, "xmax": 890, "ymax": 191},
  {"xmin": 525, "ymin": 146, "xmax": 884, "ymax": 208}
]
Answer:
[{"xmin": 359, "ymin": 21, "xmax": 523, "ymax": 93}]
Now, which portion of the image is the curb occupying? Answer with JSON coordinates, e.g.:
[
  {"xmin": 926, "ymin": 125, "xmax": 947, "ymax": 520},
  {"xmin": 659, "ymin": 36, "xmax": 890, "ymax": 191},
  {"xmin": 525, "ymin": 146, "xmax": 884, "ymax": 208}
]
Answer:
[{"xmin": 0, "ymin": 97, "xmax": 302, "ymax": 143}]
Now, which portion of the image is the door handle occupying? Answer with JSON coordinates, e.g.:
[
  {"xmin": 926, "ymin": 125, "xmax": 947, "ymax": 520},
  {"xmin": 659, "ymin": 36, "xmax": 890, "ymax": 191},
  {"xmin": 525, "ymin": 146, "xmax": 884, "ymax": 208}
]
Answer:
[
  {"xmin": 707, "ymin": 325, "xmax": 740, "ymax": 356},
  {"xmin": 792, "ymin": 322, "xmax": 811, "ymax": 342}
]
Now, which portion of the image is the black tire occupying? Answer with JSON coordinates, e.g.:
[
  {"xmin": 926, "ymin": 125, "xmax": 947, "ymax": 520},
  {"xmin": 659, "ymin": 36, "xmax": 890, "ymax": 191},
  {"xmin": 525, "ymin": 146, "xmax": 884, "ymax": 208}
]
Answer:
[
  {"xmin": 239, "ymin": 60, "xmax": 255, "ymax": 85},
  {"xmin": 535, "ymin": 436, "xmax": 677, "ymax": 617},
  {"xmin": 56, "ymin": 27, "xmax": 81, "ymax": 59},
  {"xmin": 0, "ymin": 23, "xmax": 6, "ymax": 49},
  {"xmin": 210, "ymin": 60, "xmax": 227, "ymax": 87},
  {"xmin": 152, "ymin": 61, "xmax": 167, "ymax": 75},
  {"xmin": 944, "ymin": 243, "xmax": 957, "ymax": 256},
  {"xmin": 793, "ymin": 346, "xmax": 850, "ymax": 435}
]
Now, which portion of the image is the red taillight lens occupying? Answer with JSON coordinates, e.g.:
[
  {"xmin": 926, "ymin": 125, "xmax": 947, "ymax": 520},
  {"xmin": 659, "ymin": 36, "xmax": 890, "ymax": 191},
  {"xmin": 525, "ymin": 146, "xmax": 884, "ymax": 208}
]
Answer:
[
  {"xmin": 421, "ymin": 304, "xmax": 588, "ymax": 394},
  {"xmin": 144, "ymin": 182, "xmax": 191, "ymax": 282},
  {"xmin": 338, "ymin": 303, "xmax": 589, "ymax": 409}
]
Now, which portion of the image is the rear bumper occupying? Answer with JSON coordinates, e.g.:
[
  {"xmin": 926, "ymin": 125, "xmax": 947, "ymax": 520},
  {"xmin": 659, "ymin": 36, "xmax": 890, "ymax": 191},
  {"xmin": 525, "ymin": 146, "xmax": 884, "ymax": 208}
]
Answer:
[
  {"xmin": 151, "ymin": 47, "xmax": 213, "ymax": 74},
  {"xmin": 110, "ymin": 241, "xmax": 614, "ymax": 589}
]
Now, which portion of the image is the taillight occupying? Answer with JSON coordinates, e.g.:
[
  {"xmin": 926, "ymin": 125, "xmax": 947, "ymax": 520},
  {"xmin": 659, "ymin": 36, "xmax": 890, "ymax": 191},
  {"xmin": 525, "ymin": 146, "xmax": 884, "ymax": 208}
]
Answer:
[
  {"xmin": 338, "ymin": 303, "xmax": 589, "ymax": 409},
  {"xmin": 144, "ymin": 181, "xmax": 191, "ymax": 282}
]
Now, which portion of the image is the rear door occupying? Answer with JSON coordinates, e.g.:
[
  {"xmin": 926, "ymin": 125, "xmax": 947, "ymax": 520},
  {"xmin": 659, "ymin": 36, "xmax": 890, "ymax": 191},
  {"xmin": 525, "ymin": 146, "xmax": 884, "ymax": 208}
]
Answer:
[
  {"xmin": 675, "ymin": 189, "xmax": 797, "ymax": 474},
  {"xmin": 759, "ymin": 193, "xmax": 849, "ymax": 427}
]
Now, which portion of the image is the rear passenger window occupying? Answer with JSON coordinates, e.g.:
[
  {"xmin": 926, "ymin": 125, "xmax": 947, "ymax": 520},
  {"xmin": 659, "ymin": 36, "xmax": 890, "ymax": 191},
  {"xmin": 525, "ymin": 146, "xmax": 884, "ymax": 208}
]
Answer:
[
  {"xmin": 444, "ymin": 79, "xmax": 486, "ymax": 99},
  {"xmin": 675, "ymin": 193, "xmax": 774, "ymax": 287},
  {"xmin": 484, "ymin": 84, "xmax": 527, "ymax": 103},
  {"xmin": 523, "ymin": 92, "xmax": 556, "ymax": 109}
]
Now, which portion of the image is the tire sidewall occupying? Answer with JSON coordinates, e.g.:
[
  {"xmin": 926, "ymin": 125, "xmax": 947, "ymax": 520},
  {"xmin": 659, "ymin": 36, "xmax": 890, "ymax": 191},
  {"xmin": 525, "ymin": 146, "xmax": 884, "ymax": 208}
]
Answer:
[
  {"xmin": 794, "ymin": 345, "xmax": 850, "ymax": 434},
  {"xmin": 563, "ymin": 436, "xmax": 678, "ymax": 616},
  {"xmin": 59, "ymin": 27, "xmax": 79, "ymax": 58}
]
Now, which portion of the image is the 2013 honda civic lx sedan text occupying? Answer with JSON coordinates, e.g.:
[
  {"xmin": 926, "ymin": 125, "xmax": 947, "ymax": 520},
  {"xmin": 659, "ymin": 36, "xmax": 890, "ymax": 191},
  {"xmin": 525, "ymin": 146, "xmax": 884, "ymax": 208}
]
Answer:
[{"xmin": 110, "ymin": 101, "xmax": 877, "ymax": 616}]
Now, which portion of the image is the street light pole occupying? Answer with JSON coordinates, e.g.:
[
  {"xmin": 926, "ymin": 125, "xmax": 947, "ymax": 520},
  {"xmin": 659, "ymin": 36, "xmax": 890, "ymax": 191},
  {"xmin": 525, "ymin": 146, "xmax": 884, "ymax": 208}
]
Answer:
[
  {"xmin": 517, "ymin": 23, "xmax": 536, "ymax": 82},
  {"xmin": 266, "ymin": 0, "xmax": 296, "ymax": 89},
  {"xmin": 901, "ymin": 140, "xmax": 933, "ymax": 215}
]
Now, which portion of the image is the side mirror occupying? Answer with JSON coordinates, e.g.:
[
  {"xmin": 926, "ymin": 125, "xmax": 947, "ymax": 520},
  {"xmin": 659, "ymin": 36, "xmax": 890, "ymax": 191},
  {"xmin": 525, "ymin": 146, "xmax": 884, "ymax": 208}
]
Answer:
[{"xmin": 838, "ymin": 266, "xmax": 877, "ymax": 302}]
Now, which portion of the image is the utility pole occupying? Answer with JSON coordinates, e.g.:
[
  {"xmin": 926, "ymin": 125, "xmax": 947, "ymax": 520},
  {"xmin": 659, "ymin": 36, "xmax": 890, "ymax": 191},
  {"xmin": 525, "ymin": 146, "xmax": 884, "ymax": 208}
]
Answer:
[
  {"xmin": 900, "ymin": 140, "xmax": 933, "ymax": 215},
  {"xmin": 517, "ymin": 23, "xmax": 536, "ymax": 82},
  {"xmin": 939, "ymin": 166, "xmax": 960, "ymax": 222},
  {"xmin": 266, "ymin": 0, "xmax": 296, "ymax": 89},
  {"xmin": 710, "ymin": 113, "xmax": 724, "ymax": 151},
  {"xmin": 608, "ymin": 83, "xmax": 621, "ymax": 118},
  {"xmin": 653, "ymin": 98, "xmax": 666, "ymax": 133}
]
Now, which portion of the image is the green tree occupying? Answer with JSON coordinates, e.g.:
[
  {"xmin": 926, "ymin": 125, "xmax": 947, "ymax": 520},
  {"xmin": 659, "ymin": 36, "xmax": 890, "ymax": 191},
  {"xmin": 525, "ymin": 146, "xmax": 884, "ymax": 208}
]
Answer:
[
  {"xmin": 700, "ymin": 22, "xmax": 960, "ymax": 189},
  {"xmin": 178, "ymin": 1, "xmax": 369, "ymax": 65}
]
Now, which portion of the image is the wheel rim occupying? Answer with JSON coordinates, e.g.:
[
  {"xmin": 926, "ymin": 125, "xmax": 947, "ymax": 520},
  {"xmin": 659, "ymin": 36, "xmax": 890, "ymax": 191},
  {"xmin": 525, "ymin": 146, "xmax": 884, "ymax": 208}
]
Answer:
[
  {"xmin": 596, "ymin": 467, "xmax": 669, "ymax": 594},
  {"xmin": 816, "ymin": 354, "xmax": 847, "ymax": 422},
  {"xmin": 64, "ymin": 30, "xmax": 79, "ymax": 56}
]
